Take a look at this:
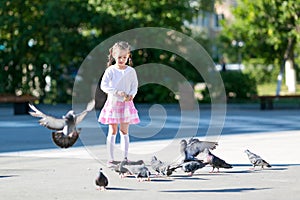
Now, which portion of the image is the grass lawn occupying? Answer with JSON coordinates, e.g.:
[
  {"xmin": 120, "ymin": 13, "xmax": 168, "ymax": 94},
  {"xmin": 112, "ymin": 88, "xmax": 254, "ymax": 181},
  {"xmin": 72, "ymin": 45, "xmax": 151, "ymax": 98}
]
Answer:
[
  {"xmin": 256, "ymin": 82, "xmax": 300, "ymax": 105},
  {"xmin": 257, "ymin": 82, "xmax": 300, "ymax": 96}
]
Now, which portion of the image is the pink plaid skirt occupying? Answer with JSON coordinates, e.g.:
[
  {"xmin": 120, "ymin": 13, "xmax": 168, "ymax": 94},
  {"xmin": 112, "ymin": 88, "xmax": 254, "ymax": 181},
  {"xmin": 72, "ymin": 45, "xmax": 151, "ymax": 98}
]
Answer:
[{"xmin": 98, "ymin": 100, "xmax": 140, "ymax": 124}]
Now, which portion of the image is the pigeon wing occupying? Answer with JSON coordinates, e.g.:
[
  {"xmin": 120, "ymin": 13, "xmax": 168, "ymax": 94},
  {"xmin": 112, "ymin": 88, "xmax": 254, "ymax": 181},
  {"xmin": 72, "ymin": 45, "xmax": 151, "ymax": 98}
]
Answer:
[
  {"xmin": 29, "ymin": 104, "xmax": 66, "ymax": 130},
  {"xmin": 187, "ymin": 140, "xmax": 218, "ymax": 157},
  {"xmin": 75, "ymin": 99, "xmax": 95, "ymax": 125}
]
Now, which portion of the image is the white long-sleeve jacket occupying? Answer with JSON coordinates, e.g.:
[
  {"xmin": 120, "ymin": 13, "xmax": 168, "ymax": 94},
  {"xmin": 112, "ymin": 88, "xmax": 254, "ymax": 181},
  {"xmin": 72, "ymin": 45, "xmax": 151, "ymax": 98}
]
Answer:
[{"xmin": 100, "ymin": 65, "xmax": 138, "ymax": 102}]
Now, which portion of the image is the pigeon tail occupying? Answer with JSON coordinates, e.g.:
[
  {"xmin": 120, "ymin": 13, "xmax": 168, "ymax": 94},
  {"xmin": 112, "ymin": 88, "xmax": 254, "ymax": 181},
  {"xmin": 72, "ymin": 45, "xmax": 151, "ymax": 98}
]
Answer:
[
  {"xmin": 263, "ymin": 160, "xmax": 271, "ymax": 168},
  {"xmin": 222, "ymin": 163, "xmax": 233, "ymax": 169}
]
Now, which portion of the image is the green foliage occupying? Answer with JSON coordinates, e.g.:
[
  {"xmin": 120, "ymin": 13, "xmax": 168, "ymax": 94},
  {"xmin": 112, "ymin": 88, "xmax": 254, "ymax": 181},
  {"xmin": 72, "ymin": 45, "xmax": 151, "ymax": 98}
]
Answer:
[
  {"xmin": 201, "ymin": 71, "xmax": 257, "ymax": 102},
  {"xmin": 222, "ymin": 71, "xmax": 257, "ymax": 99},
  {"xmin": 243, "ymin": 58, "xmax": 280, "ymax": 84},
  {"xmin": 0, "ymin": 0, "xmax": 197, "ymax": 103},
  {"xmin": 218, "ymin": 0, "xmax": 300, "ymax": 74},
  {"xmin": 0, "ymin": 0, "xmax": 93, "ymax": 103},
  {"xmin": 135, "ymin": 84, "xmax": 177, "ymax": 103}
]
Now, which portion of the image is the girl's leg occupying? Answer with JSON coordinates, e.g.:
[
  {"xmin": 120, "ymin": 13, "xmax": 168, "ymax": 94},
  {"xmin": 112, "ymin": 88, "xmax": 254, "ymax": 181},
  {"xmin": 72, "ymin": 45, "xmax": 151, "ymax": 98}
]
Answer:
[
  {"xmin": 120, "ymin": 123, "xmax": 130, "ymax": 160},
  {"xmin": 107, "ymin": 124, "xmax": 118, "ymax": 162}
]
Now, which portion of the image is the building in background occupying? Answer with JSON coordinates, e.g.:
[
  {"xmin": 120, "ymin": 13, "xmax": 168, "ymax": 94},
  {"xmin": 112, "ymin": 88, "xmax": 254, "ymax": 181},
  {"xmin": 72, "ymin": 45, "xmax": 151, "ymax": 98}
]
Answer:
[{"xmin": 187, "ymin": 0, "xmax": 237, "ymax": 64}]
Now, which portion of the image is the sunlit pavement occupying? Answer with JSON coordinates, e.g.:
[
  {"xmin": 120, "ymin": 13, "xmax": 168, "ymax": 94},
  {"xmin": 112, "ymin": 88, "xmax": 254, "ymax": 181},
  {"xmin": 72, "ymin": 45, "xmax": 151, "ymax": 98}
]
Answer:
[{"xmin": 0, "ymin": 103, "xmax": 300, "ymax": 200}]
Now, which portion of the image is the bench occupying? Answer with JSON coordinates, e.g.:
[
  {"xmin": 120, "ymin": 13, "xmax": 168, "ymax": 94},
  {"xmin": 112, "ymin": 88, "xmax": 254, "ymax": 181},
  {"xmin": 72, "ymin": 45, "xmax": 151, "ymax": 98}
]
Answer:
[
  {"xmin": 258, "ymin": 95, "xmax": 300, "ymax": 110},
  {"xmin": 0, "ymin": 94, "xmax": 38, "ymax": 115}
]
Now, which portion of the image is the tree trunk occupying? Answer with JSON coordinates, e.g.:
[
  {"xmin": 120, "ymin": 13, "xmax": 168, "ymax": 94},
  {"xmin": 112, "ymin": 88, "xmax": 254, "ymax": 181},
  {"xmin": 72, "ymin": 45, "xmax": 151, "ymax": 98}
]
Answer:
[
  {"xmin": 276, "ymin": 38, "xmax": 297, "ymax": 95},
  {"xmin": 285, "ymin": 59, "xmax": 296, "ymax": 93},
  {"xmin": 284, "ymin": 37, "xmax": 296, "ymax": 93}
]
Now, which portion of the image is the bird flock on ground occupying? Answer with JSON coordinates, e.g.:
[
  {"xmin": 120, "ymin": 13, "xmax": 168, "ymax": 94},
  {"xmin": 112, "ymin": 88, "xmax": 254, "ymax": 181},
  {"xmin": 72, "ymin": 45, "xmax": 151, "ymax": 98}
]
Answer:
[
  {"xmin": 28, "ymin": 100, "xmax": 272, "ymax": 191},
  {"xmin": 95, "ymin": 138, "xmax": 272, "ymax": 191}
]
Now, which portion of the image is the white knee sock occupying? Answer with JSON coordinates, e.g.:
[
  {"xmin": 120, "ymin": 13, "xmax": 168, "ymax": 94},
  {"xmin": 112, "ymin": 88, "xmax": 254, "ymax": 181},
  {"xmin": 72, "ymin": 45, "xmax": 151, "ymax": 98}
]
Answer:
[
  {"xmin": 120, "ymin": 132, "xmax": 130, "ymax": 159},
  {"xmin": 106, "ymin": 132, "xmax": 116, "ymax": 161}
]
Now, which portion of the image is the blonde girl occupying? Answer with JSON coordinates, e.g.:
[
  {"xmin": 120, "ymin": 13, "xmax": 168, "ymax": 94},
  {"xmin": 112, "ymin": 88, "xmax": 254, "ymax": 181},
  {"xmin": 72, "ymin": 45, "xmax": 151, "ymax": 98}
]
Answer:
[{"xmin": 98, "ymin": 41, "xmax": 139, "ymax": 165}]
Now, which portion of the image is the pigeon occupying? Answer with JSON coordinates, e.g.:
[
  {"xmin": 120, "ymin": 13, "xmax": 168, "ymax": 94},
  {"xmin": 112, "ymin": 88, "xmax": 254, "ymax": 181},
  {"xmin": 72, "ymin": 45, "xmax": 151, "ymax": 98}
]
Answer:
[
  {"xmin": 95, "ymin": 168, "xmax": 108, "ymax": 191},
  {"xmin": 180, "ymin": 139, "xmax": 218, "ymax": 161},
  {"xmin": 114, "ymin": 159, "xmax": 145, "ymax": 178},
  {"xmin": 115, "ymin": 160, "xmax": 130, "ymax": 177},
  {"xmin": 187, "ymin": 136, "xmax": 201, "ymax": 144},
  {"xmin": 28, "ymin": 99, "xmax": 95, "ymax": 148},
  {"xmin": 165, "ymin": 165, "xmax": 178, "ymax": 176},
  {"xmin": 180, "ymin": 160, "xmax": 208, "ymax": 176},
  {"xmin": 150, "ymin": 156, "xmax": 168, "ymax": 176},
  {"xmin": 136, "ymin": 166, "xmax": 151, "ymax": 181},
  {"xmin": 203, "ymin": 148, "xmax": 232, "ymax": 173},
  {"xmin": 119, "ymin": 160, "xmax": 151, "ymax": 181},
  {"xmin": 244, "ymin": 149, "xmax": 271, "ymax": 169}
]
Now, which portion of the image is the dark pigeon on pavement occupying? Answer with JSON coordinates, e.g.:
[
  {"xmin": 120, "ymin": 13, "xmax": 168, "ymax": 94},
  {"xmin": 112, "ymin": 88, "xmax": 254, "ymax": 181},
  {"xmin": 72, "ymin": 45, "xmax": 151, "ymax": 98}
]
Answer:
[
  {"xmin": 203, "ymin": 148, "xmax": 232, "ymax": 173},
  {"xmin": 244, "ymin": 149, "xmax": 271, "ymax": 169},
  {"xmin": 165, "ymin": 165, "xmax": 178, "ymax": 176},
  {"xmin": 180, "ymin": 160, "xmax": 208, "ymax": 176},
  {"xmin": 28, "ymin": 100, "xmax": 95, "ymax": 148},
  {"xmin": 95, "ymin": 168, "xmax": 108, "ymax": 191},
  {"xmin": 180, "ymin": 139, "xmax": 218, "ymax": 161}
]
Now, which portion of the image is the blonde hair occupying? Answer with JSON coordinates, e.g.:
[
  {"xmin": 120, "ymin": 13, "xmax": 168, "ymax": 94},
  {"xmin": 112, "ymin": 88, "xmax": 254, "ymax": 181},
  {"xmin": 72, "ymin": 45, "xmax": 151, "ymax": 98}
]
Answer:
[{"xmin": 107, "ymin": 41, "xmax": 133, "ymax": 67}]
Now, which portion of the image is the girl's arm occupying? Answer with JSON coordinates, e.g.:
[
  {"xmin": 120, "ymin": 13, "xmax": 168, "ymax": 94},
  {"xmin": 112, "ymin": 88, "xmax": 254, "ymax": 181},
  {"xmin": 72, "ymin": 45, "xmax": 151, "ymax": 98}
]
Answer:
[
  {"xmin": 100, "ymin": 69, "xmax": 117, "ymax": 95},
  {"xmin": 128, "ymin": 69, "xmax": 138, "ymax": 97}
]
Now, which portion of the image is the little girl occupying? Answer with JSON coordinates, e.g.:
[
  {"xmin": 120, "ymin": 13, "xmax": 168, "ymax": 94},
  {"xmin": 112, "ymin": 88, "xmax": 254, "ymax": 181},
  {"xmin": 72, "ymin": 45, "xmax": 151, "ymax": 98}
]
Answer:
[{"xmin": 98, "ymin": 41, "xmax": 140, "ymax": 166}]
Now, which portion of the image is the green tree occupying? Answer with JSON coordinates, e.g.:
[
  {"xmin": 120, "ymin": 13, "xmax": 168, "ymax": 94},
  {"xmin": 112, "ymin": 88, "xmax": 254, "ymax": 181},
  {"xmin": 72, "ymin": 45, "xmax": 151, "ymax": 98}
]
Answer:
[
  {"xmin": 0, "ymin": 0, "xmax": 216, "ymax": 103},
  {"xmin": 0, "ymin": 0, "xmax": 94, "ymax": 103},
  {"xmin": 219, "ymin": 0, "xmax": 300, "ymax": 93}
]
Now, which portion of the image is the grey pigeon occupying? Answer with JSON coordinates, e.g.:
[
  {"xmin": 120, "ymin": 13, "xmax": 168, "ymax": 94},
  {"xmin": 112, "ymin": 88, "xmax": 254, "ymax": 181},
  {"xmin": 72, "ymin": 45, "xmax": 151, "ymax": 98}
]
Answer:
[
  {"xmin": 180, "ymin": 160, "xmax": 208, "ymax": 176},
  {"xmin": 203, "ymin": 148, "xmax": 232, "ymax": 173},
  {"xmin": 115, "ymin": 159, "xmax": 145, "ymax": 178},
  {"xmin": 180, "ymin": 139, "xmax": 218, "ymax": 161},
  {"xmin": 244, "ymin": 149, "xmax": 271, "ymax": 169},
  {"xmin": 28, "ymin": 100, "xmax": 95, "ymax": 148},
  {"xmin": 136, "ymin": 166, "xmax": 151, "ymax": 181},
  {"xmin": 95, "ymin": 168, "xmax": 108, "ymax": 191},
  {"xmin": 115, "ymin": 160, "xmax": 130, "ymax": 177},
  {"xmin": 187, "ymin": 136, "xmax": 201, "ymax": 144},
  {"xmin": 119, "ymin": 160, "xmax": 151, "ymax": 181},
  {"xmin": 150, "ymin": 156, "xmax": 168, "ymax": 176}
]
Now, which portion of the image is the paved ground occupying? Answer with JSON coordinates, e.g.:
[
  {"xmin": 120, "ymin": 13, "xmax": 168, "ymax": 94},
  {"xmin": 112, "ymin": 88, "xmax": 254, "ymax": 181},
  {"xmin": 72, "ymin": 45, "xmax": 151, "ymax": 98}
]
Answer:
[{"xmin": 0, "ymin": 103, "xmax": 300, "ymax": 200}]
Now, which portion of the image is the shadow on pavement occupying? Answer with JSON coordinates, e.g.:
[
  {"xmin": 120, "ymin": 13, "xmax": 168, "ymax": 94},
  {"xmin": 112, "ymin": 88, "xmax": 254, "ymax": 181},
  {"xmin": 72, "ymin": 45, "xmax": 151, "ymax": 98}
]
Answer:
[
  {"xmin": 160, "ymin": 187, "xmax": 272, "ymax": 193},
  {"xmin": 0, "ymin": 175, "xmax": 18, "ymax": 179},
  {"xmin": 106, "ymin": 187, "xmax": 146, "ymax": 191}
]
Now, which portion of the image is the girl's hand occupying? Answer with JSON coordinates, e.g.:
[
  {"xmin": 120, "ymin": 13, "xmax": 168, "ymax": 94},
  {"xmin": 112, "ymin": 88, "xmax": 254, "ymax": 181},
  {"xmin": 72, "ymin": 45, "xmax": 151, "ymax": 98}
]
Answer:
[
  {"xmin": 124, "ymin": 95, "xmax": 133, "ymax": 101},
  {"xmin": 116, "ymin": 90, "xmax": 126, "ymax": 97},
  {"xmin": 128, "ymin": 95, "xmax": 133, "ymax": 101}
]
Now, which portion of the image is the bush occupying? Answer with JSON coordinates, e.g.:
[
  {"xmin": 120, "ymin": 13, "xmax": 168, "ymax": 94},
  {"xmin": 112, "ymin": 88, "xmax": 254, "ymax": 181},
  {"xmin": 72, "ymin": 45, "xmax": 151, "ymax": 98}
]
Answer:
[
  {"xmin": 221, "ymin": 71, "xmax": 257, "ymax": 99},
  {"xmin": 243, "ymin": 59, "xmax": 280, "ymax": 84},
  {"xmin": 135, "ymin": 84, "xmax": 178, "ymax": 103},
  {"xmin": 199, "ymin": 71, "xmax": 258, "ymax": 102}
]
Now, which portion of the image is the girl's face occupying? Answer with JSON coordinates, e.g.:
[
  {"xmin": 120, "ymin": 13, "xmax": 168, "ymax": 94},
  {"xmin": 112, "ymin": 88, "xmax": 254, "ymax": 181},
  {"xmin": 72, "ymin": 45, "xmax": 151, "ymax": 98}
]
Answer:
[{"xmin": 113, "ymin": 49, "xmax": 129, "ymax": 68}]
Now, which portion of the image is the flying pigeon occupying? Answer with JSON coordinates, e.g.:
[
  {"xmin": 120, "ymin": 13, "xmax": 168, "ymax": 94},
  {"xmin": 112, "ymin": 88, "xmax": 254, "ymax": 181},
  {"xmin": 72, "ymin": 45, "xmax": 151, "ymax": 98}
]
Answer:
[
  {"xmin": 203, "ymin": 148, "xmax": 232, "ymax": 173},
  {"xmin": 244, "ymin": 149, "xmax": 271, "ymax": 169},
  {"xmin": 28, "ymin": 99, "xmax": 95, "ymax": 148},
  {"xmin": 180, "ymin": 139, "xmax": 218, "ymax": 161},
  {"xmin": 150, "ymin": 156, "xmax": 168, "ymax": 176},
  {"xmin": 95, "ymin": 168, "xmax": 108, "ymax": 191},
  {"xmin": 180, "ymin": 160, "xmax": 208, "ymax": 176},
  {"xmin": 119, "ymin": 160, "xmax": 151, "ymax": 181}
]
